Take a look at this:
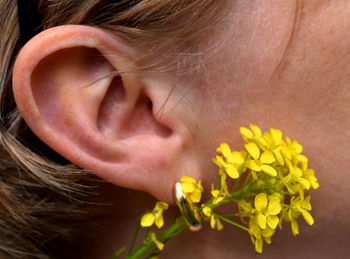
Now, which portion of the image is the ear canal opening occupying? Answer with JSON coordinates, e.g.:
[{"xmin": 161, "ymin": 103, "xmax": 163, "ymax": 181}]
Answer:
[{"xmin": 120, "ymin": 92, "xmax": 172, "ymax": 139}]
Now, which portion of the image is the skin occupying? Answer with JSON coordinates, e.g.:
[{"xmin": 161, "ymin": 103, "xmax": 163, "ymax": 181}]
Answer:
[
  {"xmin": 165, "ymin": 1, "xmax": 350, "ymax": 258},
  {"xmin": 89, "ymin": 1, "xmax": 350, "ymax": 257},
  {"xmin": 12, "ymin": 0, "xmax": 350, "ymax": 258}
]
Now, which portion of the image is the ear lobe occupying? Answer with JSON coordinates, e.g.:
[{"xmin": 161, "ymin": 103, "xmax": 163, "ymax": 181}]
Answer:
[{"xmin": 12, "ymin": 25, "xmax": 202, "ymax": 203}]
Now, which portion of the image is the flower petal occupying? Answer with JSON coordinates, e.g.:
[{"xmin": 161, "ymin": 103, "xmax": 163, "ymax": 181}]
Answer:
[
  {"xmin": 267, "ymin": 197, "xmax": 281, "ymax": 215},
  {"xmin": 216, "ymin": 218, "xmax": 224, "ymax": 231},
  {"xmin": 255, "ymin": 238, "xmax": 263, "ymax": 253},
  {"xmin": 155, "ymin": 201, "xmax": 169, "ymax": 211},
  {"xmin": 301, "ymin": 210, "xmax": 314, "ymax": 225},
  {"xmin": 181, "ymin": 182, "xmax": 195, "ymax": 193},
  {"xmin": 202, "ymin": 206, "xmax": 212, "ymax": 217},
  {"xmin": 155, "ymin": 214, "xmax": 164, "ymax": 228},
  {"xmin": 260, "ymin": 151, "xmax": 276, "ymax": 164},
  {"xmin": 250, "ymin": 124, "xmax": 262, "ymax": 138},
  {"xmin": 267, "ymin": 215, "xmax": 279, "ymax": 229},
  {"xmin": 232, "ymin": 151, "xmax": 244, "ymax": 164},
  {"xmin": 273, "ymin": 149, "xmax": 284, "ymax": 166},
  {"xmin": 212, "ymin": 156, "xmax": 225, "ymax": 167},
  {"xmin": 292, "ymin": 167, "xmax": 303, "ymax": 178},
  {"xmin": 297, "ymin": 154, "xmax": 308, "ymax": 163},
  {"xmin": 298, "ymin": 178, "xmax": 311, "ymax": 190},
  {"xmin": 302, "ymin": 196, "xmax": 312, "ymax": 210},
  {"xmin": 291, "ymin": 219, "xmax": 299, "ymax": 236},
  {"xmin": 210, "ymin": 215, "xmax": 216, "ymax": 229},
  {"xmin": 225, "ymin": 164, "xmax": 239, "ymax": 179},
  {"xmin": 257, "ymin": 136, "xmax": 268, "ymax": 148},
  {"xmin": 270, "ymin": 128, "xmax": 282, "ymax": 145},
  {"xmin": 304, "ymin": 169, "xmax": 319, "ymax": 189},
  {"xmin": 150, "ymin": 232, "xmax": 165, "ymax": 251},
  {"xmin": 211, "ymin": 189, "xmax": 220, "ymax": 197},
  {"xmin": 141, "ymin": 213, "xmax": 155, "ymax": 227},
  {"xmin": 255, "ymin": 193, "xmax": 268, "ymax": 211},
  {"xmin": 240, "ymin": 127, "xmax": 253, "ymax": 139},
  {"xmin": 218, "ymin": 143, "xmax": 232, "ymax": 159},
  {"xmin": 191, "ymin": 188, "xmax": 202, "ymax": 203},
  {"xmin": 247, "ymin": 160, "xmax": 261, "ymax": 171},
  {"xmin": 292, "ymin": 141, "xmax": 303, "ymax": 153},
  {"xmin": 245, "ymin": 142, "xmax": 260, "ymax": 160},
  {"xmin": 261, "ymin": 165, "xmax": 277, "ymax": 176},
  {"xmin": 285, "ymin": 158, "xmax": 293, "ymax": 173},
  {"xmin": 180, "ymin": 176, "xmax": 196, "ymax": 184},
  {"xmin": 257, "ymin": 212, "xmax": 267, "ymax": 229},
  {"xmin": 282, "ymin": 147, "xmax": 292, "ymax": 161},
  {"xmin": 261, "ymin": 227, "xmax": 275, "ymax": 238}
]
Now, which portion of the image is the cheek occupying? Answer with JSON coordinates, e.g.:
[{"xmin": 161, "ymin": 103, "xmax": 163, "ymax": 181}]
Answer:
[
  {"xmin": 188, "ymin": 1, "xmax": 298, "ymax": 140},
  {"xmin": 187, "ymin": 1, "xmax": 350, "ymax": 248}
]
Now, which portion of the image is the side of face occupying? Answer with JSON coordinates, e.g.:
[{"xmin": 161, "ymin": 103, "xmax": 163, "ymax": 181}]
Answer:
[
  {"xmin": 174, "ymin": 0, "xmax": 350, "ymax": 257},
  {"xmin": 11, "ymin": 1, "xmax": 350, "ymax": 257}
]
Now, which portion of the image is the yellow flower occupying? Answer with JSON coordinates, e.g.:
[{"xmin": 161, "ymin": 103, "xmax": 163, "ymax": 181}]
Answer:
[
  {"xmin": 304, "ymin": 169, "xmax": 319, "ymax": 189},
  {"xmin": 261, "ymin": 128, "xmax": 285, "ymax": 165},
  {"xmin": 263, "ymin": 128, "xmax": 283, "ymax": 147},
  {"xmin": 284, "ymin": 158, "xmax": 319, "ymax": 194},
  {"xmin": 240, "ymin": 125, "xmax": 280, "ymax": 150},
  {"xmin": 253, "ymin": 193, "xmax": 281, "ymax": 229},
  {"xmin": 248, "ymin": 217, "xmax": 275, "ymax": 253},
  {"xmin": 213, "ymin": 143, "xmax": 245, "ymax": 179},
  {"xmin": 284, "ymin": 160, "xmax": 312, "ymax": 191},
  {"xmin": 245, "ymin": 142, "xmax": 277, "ymax": 177},
  {"xmin": 140, "ymin": 201, "xmax": 169, "ymax": 228},
  {"xmin": 240, "ymin": 124, "xmax": 263, "ymax": 141},
  {"xmin": 202, "ymin": 206, "xmax": 223, "ymax": 231},
  {"xmin": 179, "ymin": 176, "xmax": 203, "ymax": 203},
  {"xmin": 295, "ymin": 195, "xmax": 314, "ymax": 225},
  {"xmin": 280, "ymin": 137, "xmax": 303, "ymax": 161},
  {"xmin": 211, "ymin": 186, "xmax": 227, "ymax": 205},
  {"xmin": 149, "ymin": 232, "xmax": 165, "ymax": 251},
  {"xmin": 283, "ymin": 195, "xmax": 314, "ymax": 236}
]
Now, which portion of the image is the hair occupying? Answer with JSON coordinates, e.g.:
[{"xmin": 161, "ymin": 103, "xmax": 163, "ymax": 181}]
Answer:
[{"xmin": 0, "ymin": 0, "xmax": 224, "ymax": 258}]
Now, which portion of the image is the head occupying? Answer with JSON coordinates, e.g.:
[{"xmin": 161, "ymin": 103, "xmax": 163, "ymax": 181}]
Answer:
[{"xmin": 1, "ymin": 0, "xmax": 349, "ymax": 258}]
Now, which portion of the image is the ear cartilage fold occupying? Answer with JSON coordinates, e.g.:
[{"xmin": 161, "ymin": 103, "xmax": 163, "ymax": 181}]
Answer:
[{"xmin": 174, "ymin": 182, "xmax": 202, "ymax": 231}]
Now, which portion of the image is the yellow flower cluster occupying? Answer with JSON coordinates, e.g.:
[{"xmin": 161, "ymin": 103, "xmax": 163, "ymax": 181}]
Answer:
[
  {"xmin": 133, "ymin": 124, "xmax": 319, "ymax": 258},
  {"xmin": 213, "ymin": 124, "xmax": 319, "ymax": 253}
]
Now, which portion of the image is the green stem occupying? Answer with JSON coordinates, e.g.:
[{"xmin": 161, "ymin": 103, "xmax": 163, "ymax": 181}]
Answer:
[
  {"xmin": 128, "ymin": 221, "xmax": 141, "ymax": 254},
  {"xmin": 207, "ymin": 186, "xmax": 255, "ymax": 211},
  {"xmin": 241, "ymin": 169, "xmax": 252, "ymax": 189},
  {"xmin": 220, "ymin": 213, "xmax": 241, "ymax": 218},
  {"xmin": 214, "ymin": 213, "xmax": 249, "ymax": 232},
  {"xmin": 126, "ymin": 220, "xmax": 187, "ymax": 259},
  {"xmin": 230, "ymin": 186, "xmax": 256, "ymax": 199}
]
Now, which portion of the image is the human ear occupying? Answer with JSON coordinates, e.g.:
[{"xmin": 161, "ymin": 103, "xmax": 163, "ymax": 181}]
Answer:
[{"xmin": 12, "ymin": 25, "xmax": 202, "ymax": 203}]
